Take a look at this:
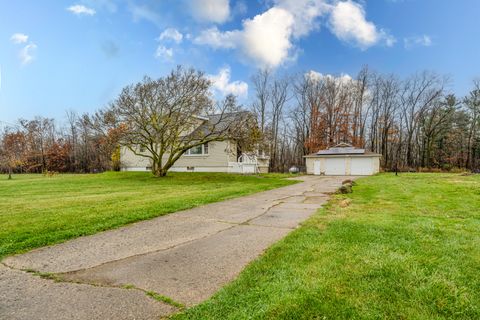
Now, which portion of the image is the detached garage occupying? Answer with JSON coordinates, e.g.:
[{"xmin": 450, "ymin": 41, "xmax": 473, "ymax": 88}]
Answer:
[{"xmin": 304, "ymin": 143, "xmax": 381, "ymax": 176}]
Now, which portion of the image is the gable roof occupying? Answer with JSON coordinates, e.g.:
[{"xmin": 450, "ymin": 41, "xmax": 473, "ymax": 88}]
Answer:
[{"xmin": 193, "ymin": 111, "xmax": 252, "ymax": 137}]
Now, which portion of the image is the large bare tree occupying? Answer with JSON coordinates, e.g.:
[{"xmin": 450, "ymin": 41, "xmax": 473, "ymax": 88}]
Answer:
[{"xmin": 96, "ymin": 66, "xmax": 252, "ymax": 177}]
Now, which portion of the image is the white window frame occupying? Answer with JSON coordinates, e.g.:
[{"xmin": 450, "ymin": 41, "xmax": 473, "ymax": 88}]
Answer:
[{"xmin": 185, "ymin": 143, "xmax": 209, "ymax": 156}]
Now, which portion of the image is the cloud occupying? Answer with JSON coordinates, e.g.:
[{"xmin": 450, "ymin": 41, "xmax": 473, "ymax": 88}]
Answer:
[
  {"xmin": 67, "ymin": 4, "xmax": 96, "ymax": 16},
  {"xmin": 155, "ymin": 46, "xmax": 173, "ymax": 60},
  {"xmin": 194, "ymin": 27, "xmax": 239, "ymax": 49},
  {"xmin": 404, "ymin": 35, "xmax": 433, "ymax": 49},
  {"xmin": 306, "ymin": 70, "xmax": 353, "ymax": 85},
  {"xmin": 194, "ymin": 0, "xmax": 393, "ymax": 68},
  {"xmin": 208, "ymin": 67, "xmax": 248, "ymax": 98},
  {"xmin": 241, "ymin": 7, "xmax": 295, "ymax": 68},
  {"xmin": 232, "ymin": 0, "xmax": 248, "ymax": 16},
  {"xmin": 383, "ymin": 32, "xmax": 397, "ymax": 47},
  {"xmin": 10, "ymin": 33, "xmax": 29, "ymax": 44},
  {"xmin": 130, "ymin": 4, "xmax": 161, "ymax": 27},
  {"xmin": 274, "ymin": 0, "xmax": 329, "ymax": 38},
  {"xmin": 187, "ymin": 0, "xmax": 230, "ymax": 24},
  {"xmin": 328, "ymin": 0, "xmax": 394, "ymax": 49},
  {"xmin": 158, "ymin": 28, "xmax": 183, "ymax": 44},
  {"xmin": 11, "ymin": 33, "xmax": 37, "ymax": 65},
  {"xmin": 195, "ymin": 7, "xmax": 295, "ymax": 68},
  {"xmin": 19, "ymin": 43, "xmax": 37, "ymax": 65}
]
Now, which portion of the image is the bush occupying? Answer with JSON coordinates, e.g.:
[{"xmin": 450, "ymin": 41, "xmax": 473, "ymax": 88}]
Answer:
[{"xmin": 338, "ymin": 183, "xmax": 352, "ymax": 194}]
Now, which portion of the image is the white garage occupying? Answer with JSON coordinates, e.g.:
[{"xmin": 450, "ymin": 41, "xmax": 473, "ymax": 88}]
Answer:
[{"xmin": 305, "ymin": 143, "xmax": 381, "ymax": 176}]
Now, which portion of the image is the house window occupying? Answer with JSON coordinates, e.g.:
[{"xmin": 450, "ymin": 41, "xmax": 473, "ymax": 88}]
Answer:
[
  {"xmin": 186, "ymin": 143, "xmax": 209, "ymax": 156},
  {"xmin": 203, "ymin": 142, "xmax": 209, "ymax": 154}
]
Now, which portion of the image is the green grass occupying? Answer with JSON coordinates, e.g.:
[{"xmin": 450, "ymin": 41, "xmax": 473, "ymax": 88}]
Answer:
[
  {"xmin": 0, "ymin": 171, "xmax": 295, "ymax": 259},
  {"xmin": 172, "ymin": 173, "xmax": 480, "ymax": 320},
  {"xmin": 146, "ymin": 291, "xmax": 186, "ymax": 309}
]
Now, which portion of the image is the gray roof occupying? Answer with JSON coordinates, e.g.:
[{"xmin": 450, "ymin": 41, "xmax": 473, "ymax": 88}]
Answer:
[
  {"xmin": 192, "ymin": 111, "xmax": 251, "ymax": 137},
  {"xmin": 304, "ymin": 143, "xmax": 382, "ymax": 158},
  {"xmin": 317, "ymin": 143, "xmax": 365, "ymax": 155}
]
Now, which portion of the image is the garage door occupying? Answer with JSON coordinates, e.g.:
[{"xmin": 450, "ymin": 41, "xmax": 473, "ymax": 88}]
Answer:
[
  {"xmin": 325, "ymin": 158, "xmax": 346, "ymax": 175},
  {"xmin": 350, "ymin": 157, "xmax": 373, "ymax": 175}
]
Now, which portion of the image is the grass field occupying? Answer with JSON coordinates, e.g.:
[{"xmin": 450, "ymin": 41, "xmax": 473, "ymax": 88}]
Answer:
[
  {"xmin": 0, "ymin": 172, "xmax": 295, "ymax": 259},
  {"xmin": 172, "ymin": 173, "xmax": 480, "ymax": 320}
]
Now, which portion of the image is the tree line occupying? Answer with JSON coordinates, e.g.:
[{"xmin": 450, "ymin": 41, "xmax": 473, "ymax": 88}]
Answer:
[
  {"xmin": 252, "ymin": 67, "xmax": 480, "ymax": 173},
  {"xmin": 0, "ymin": 111, "xmax": 117, "ymax": 178},
  {"xmin": 1, "ymin": 66, "xmax": 479, "ymax": 177}
]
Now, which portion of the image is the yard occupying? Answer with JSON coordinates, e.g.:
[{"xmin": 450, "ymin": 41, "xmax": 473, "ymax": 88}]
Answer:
[
  {"xmin": 172, "ymin": 173, "xmax": 480, "ymax": 319},
  {"xmin": 0, "ymin": 172, "xmax": 295, "ymax": 259}
]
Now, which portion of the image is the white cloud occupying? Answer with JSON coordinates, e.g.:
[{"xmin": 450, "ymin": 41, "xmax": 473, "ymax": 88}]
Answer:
[
  {"xmin": 383, "ymin": 32, "xmax": 397, "ymax": 47},
  {"xmin": 67, "ymin": 4, "xmax": 96, "ymax": 16},
  {"xmin": 241, "ymin": 7, "xmax": 295, "ymax": 68},
  {"xmin": 306, "ymin": 70, "xmax": 353, "ymax": 85},
  {"xmin": 194, "ymin": 27, "xmax": 239, "ymax": 49},
  {"xmin": 194, "ymin": 7, "xmax": 295, "ymax": 68},
  {"xmin": 19, "ymin": 43, "xmax": 37, "ymax": 65},
  {"xmin": 155, "ymin": 46, "xmax": 173, "ymax": 60},
  {"xmin": 274, "ymin": 0, "xmax": 329, "ymax": 38},
  {"xmin": 158, "ymin": 28, "xmax": 183, "ymax": 44},
  {"xmin": 208, "ymin": 67, "xmax": 248, "ymax": 98},
  {"xmin": 328, "ymin": 0, "xmax": 394, "ymax": 49},
  {"xmin": 232, "ymin": 0, "xmax": 248, "ymax": 16},
  {"xmin": 11, "ymin": 33, "xmax": 37, "ymax": 65},
  {"xmin": 10, "ymin": 33, "xmax": 29, "ymax": 44},
  {"xmin": 187, "ymin": 0, "xmax": 230, "ymax": 24},
  {"xmin": 194, "ymin": 0, "xmax": 393, "ymax": 67},
  {"xmin": 404, "ymin": 35, "xmax": 432, "ymax": 49}
]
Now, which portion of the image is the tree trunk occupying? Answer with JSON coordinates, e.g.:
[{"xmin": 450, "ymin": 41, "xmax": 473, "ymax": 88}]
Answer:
[
  {"xmin": 8, "ymin": 167, "xmax": 12, "ymax": 180},
  {"xmin": 153, "ymin": 166, "xmax": 168, "ymax": 177}
]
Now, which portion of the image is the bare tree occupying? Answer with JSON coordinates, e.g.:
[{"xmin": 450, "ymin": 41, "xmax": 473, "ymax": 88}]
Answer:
[
  {"xmin": 99, "ymin": 67, "xmax": 252, "ymax": 177},
  {"xmin": 291, "ymin": 73, "xmax": 313, "ymax": 160},
  {"xmin": 268, "ymin": 76, "xmax": 290, "ymax": 171},
  {"xmin": 251, "ymin": 69, "xmax": 271, "ymax": 135},
  {"xmin": 65, "ymin": 110, "xmax": 79, "ymax": 170},
  {"xmin": 400, "ymin": 71, "xmax": 445, "ymax": 167}
]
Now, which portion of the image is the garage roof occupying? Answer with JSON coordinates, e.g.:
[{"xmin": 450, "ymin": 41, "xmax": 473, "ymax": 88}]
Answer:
[{"xmin": 304, "ymin": 143, "xmax": 382, "ymax": 158}]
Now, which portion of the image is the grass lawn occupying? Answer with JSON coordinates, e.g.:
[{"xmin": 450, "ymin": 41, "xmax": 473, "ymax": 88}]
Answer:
[
  {"xmin": 172, "ymin": 173, "xmax": 480, "ymax": 320},
  {"xmin": 0, "ymin": 172, "xmax": 296, "ymax": 259}
]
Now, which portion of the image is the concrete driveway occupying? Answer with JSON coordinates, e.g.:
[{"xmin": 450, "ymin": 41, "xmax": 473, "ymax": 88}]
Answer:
[{"xmin": 1, "ymin": 175, "xmax": 350, "ymax": 320}]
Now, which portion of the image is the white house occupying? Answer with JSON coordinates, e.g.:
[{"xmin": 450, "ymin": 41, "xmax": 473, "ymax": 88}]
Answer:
[
  {"xmin": 304, "ymin": 143, "xmax": 381, "ymax": 176},
  {"xmin": 121, "ymin": 141, "xmax": 269, "ymax": 174},
  {"xmin": 120, "ymin": 114, "xmax": 269, "ymax": 174}
]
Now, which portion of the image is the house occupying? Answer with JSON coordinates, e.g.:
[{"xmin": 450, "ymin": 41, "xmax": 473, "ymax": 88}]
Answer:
[
  {"xmin": 120, "ymin": 114, "xmax": 269, "ymax": 174},
  {"xmin": 304, "ymin": 143, "xmax": 381, "ymax": 176}
]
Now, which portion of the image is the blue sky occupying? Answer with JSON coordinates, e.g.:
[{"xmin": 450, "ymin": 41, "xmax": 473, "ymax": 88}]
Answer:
[{"xmin": 1, "ymin": 0, "xmax": 479, "ymax": 123}]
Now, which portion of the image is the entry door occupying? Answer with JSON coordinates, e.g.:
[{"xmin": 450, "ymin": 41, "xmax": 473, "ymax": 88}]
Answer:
[
  {"xmin": 325, "ymin": 158, "xmax": 346, "ymax": 175},
  {"xmin": 313, "ymin": 160, "xmax": 321, "ymax": 175}
]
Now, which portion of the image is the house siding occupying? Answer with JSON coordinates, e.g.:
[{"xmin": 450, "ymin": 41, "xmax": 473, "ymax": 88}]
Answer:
[{"xmin": 120, "ymin": 140, "xmax": 237, "ymax": 172}]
